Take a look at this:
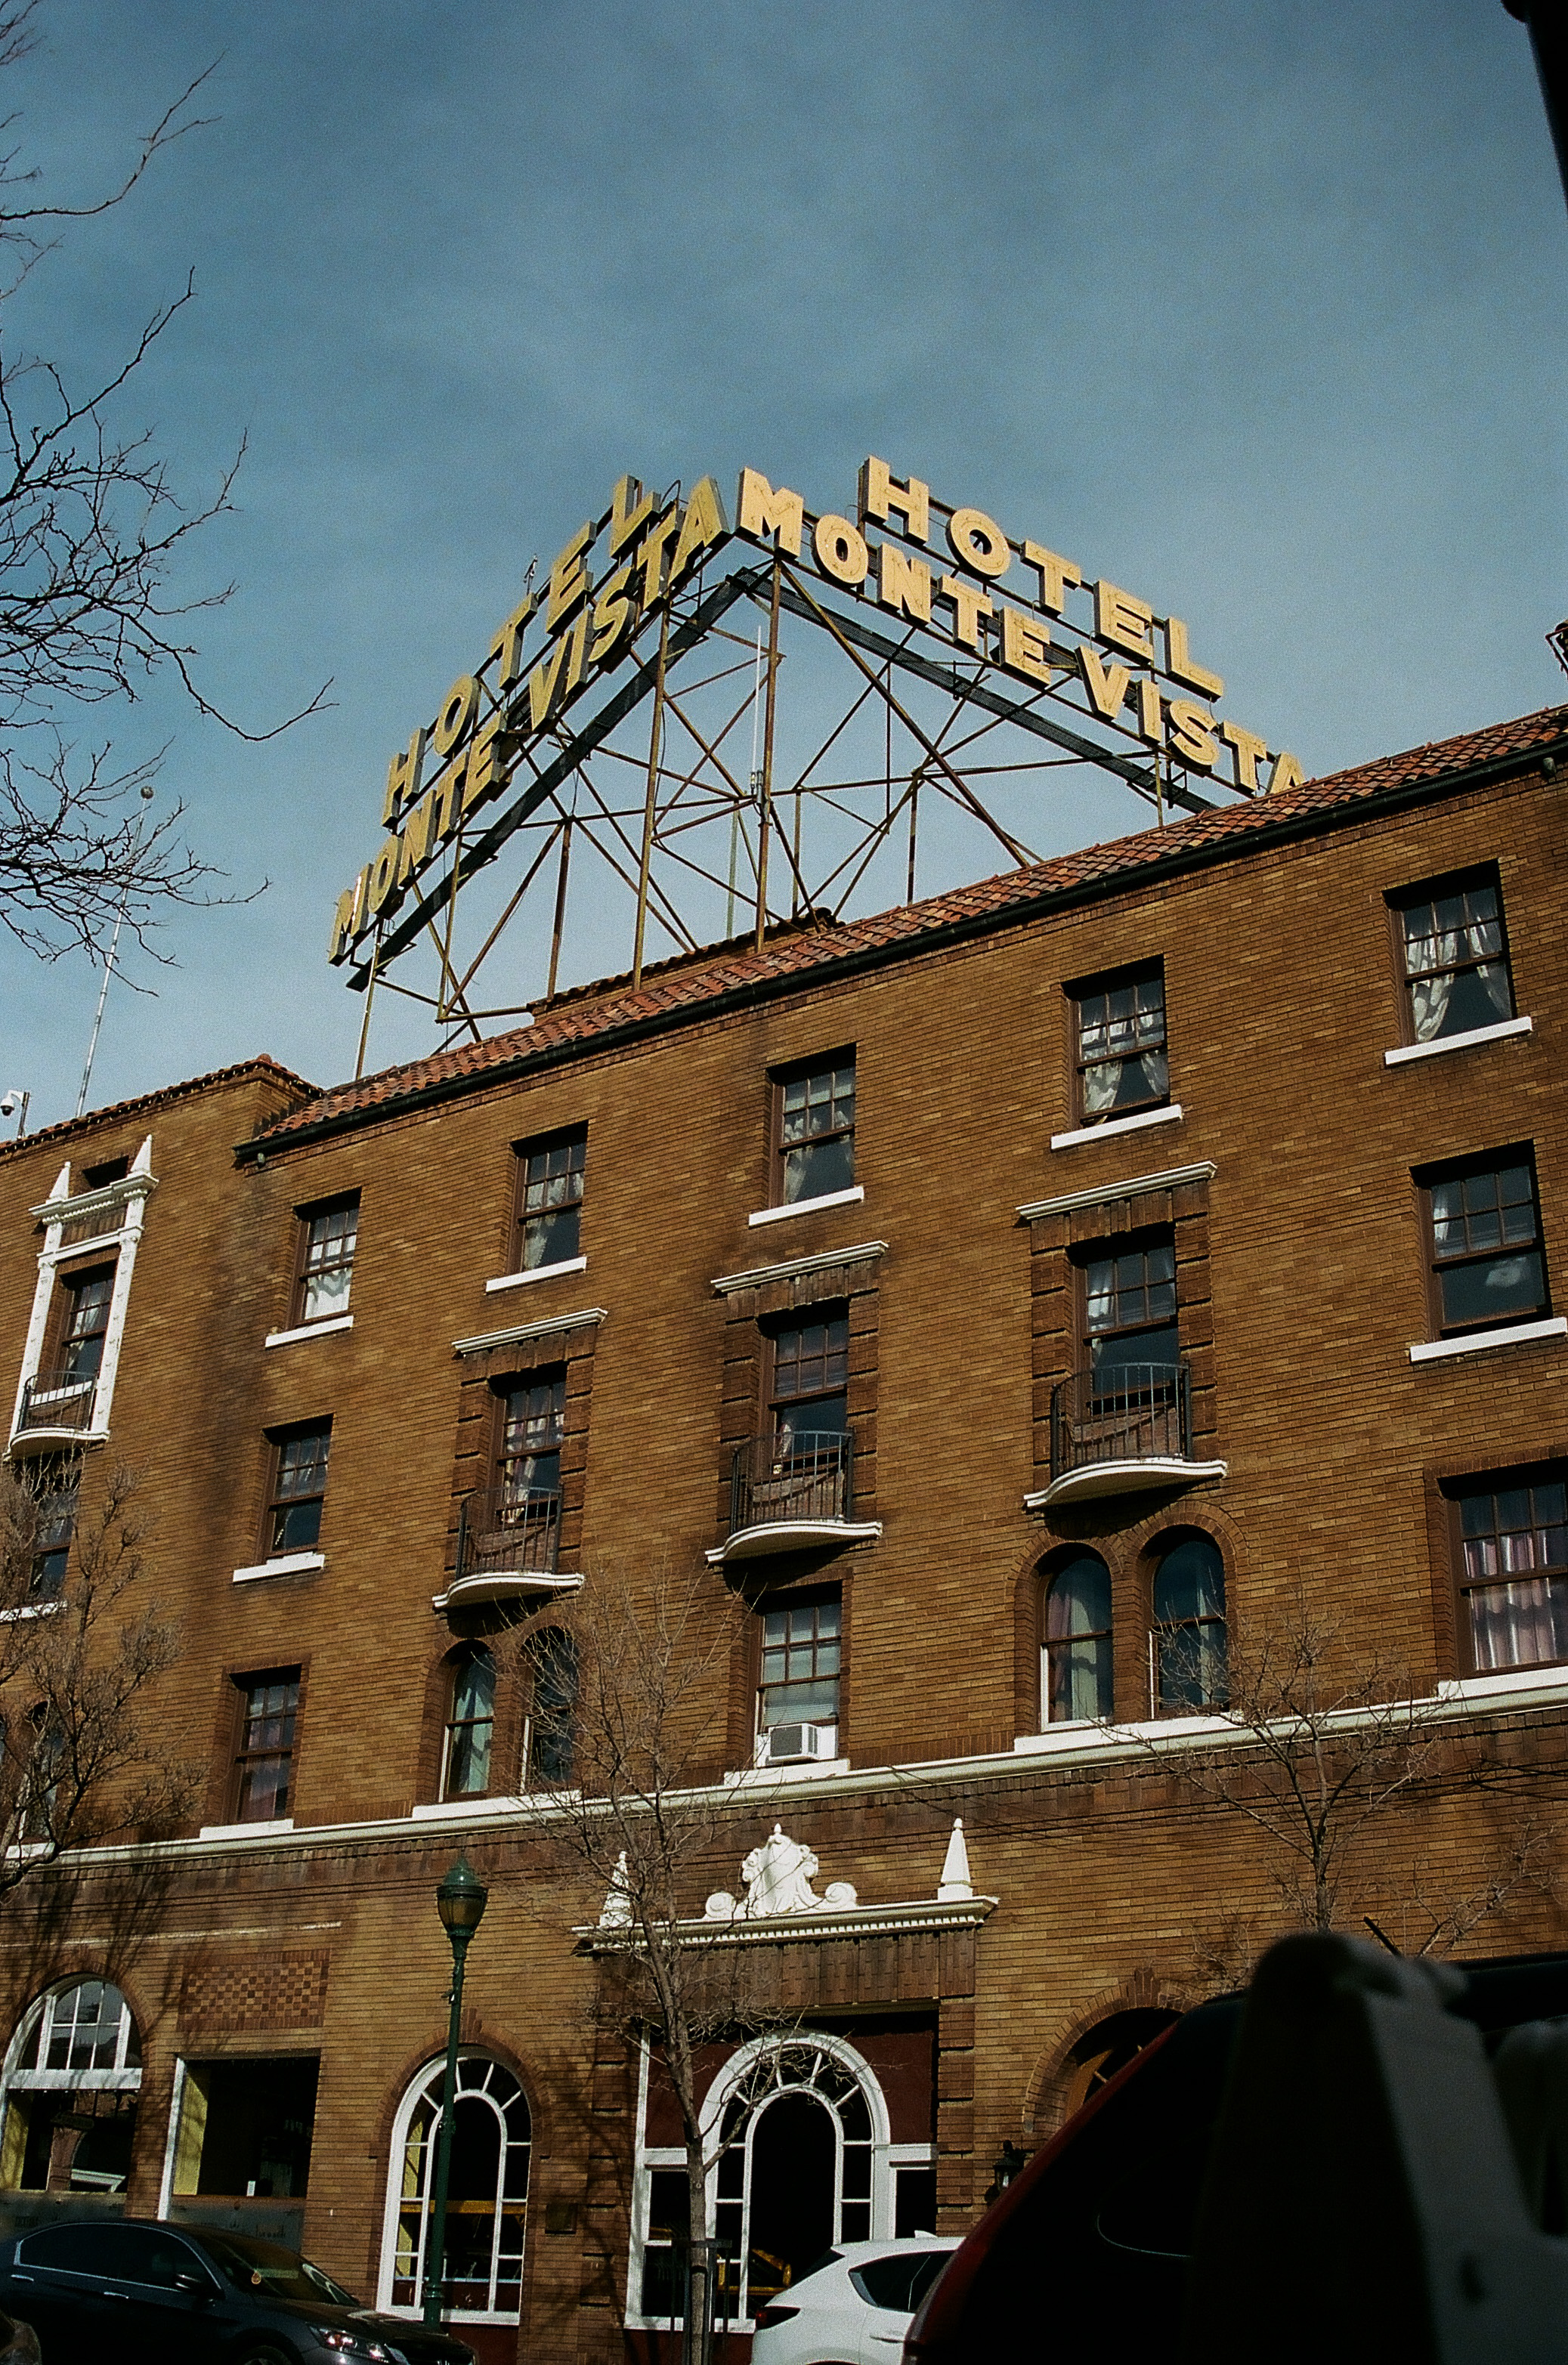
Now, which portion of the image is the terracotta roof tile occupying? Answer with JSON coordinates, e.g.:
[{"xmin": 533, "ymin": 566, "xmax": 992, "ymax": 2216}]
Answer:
[
  {"xmin": 0, "ymin": 1056, "xmax": 317, "ymax": 1166},
  {"xmin": 251, "ymin": 700, "xmax": 1568, "ymax": 1152}
]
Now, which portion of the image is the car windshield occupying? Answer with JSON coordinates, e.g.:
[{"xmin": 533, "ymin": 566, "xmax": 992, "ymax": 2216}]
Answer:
[{"xmin": 198, "ymin": 2231, "xmax": 360, "ymax": 2310}]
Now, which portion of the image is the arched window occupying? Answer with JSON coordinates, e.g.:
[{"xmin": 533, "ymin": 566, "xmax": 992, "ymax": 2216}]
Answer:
[
  {"xmin": 442, "ymin": 1649, "xmax": 496, "ymax": 1799},
  {"xmin": 1043, "ymin": 1554, "xmax": 1113, "ymax": 1724},
  {"xmin": 527, "ymin": 1628, "xmax": 577, "ymax": 1786},
  {"xmin": 1152, "ymin": 1534, "xmax": 1227, "ymax": 1711},
  {"xmin": 0, "ymin": 1980, "xmax": 141, "ymax": 2194},
  {"xmin": 1053, "ymin": 2008, "xmax": 1180, "ymax": 2125},
  {"xmin": 379, "ymin": 2053, "xmax": 531, "ymax": 2324}
]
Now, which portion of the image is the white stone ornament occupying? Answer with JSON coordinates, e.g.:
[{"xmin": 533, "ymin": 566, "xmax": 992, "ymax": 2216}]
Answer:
[
  {"xmin": 704, "ymin": 1891, "xmax": 738, "ymax": 1921},
  {"xmin": 937, "ymin": 1819, "xmax": 973, "ymax": 1902},
  {"xmin": 598, "ymin": 1850, "xmax": 633, "ymax": 1928},
  {"xmin": 741, "ymin": 1823, "xmax": 821, "ymax": 1916}
]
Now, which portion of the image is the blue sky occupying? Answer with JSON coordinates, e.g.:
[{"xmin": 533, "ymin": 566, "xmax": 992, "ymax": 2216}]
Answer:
[{"xmin": 2, "ymin": 0, "xmax": 1564, "ymax": 1129}]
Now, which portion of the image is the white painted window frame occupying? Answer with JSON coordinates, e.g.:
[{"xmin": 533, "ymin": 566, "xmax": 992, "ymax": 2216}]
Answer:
[{"xmin": 10, "ymin": 1139, "xmax": 157, "ymax": 1445}]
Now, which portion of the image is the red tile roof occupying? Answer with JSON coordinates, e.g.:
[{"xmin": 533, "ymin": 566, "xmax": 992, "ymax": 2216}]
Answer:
[
  {"xmin": 0, "ymin": 1056, "xmax": 315, "ymax": 1166},
  {"xmin": 247, "ymin": 701, "xmax": 1568, "ymax": 1155}
]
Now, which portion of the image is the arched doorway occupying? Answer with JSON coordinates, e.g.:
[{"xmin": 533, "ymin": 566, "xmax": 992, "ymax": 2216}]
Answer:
[
  {"xmin": 705, "ymin": 2036, "xmax": 887, "ymax": 2322},
  {"xmin": 0, "ymin": 1980, "xmax": 142, "ymax": 2196},
  {"xmin": 379, "ymin": 2052, "xmax": 530, "ymax": 2326}
]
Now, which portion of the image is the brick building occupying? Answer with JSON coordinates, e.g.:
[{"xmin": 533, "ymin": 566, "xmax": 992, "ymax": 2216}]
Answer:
[{"xmin": 1, "ymin": 700, "xmax": 1566, "ymax": 2360}]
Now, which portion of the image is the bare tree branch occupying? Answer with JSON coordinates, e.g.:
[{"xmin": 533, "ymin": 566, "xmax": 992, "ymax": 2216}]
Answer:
[
  {"xmin": 0, "ymin": 9, "xmax": 329, "ymax": 961},
  {"xmin": 0, "ymin": 1461, "xmax": 193, "ymax": 1892}
]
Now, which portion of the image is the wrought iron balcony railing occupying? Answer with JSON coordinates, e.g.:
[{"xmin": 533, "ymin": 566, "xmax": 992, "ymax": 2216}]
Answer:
[
  {"xmin": 15, "ymin": 1365, "xmax": 98, "ymax": 1437},
  {"xmin": 728, "ymin": 1429, "xmax": 853, "ymax": 1538},
  {"xmin": 1050, "ymin": 1362, "xmax": 1190, "ymax": 1484},
  {"xmin": 456, "ymin": 1484, "xmax": 561, "ymax": 1584}
]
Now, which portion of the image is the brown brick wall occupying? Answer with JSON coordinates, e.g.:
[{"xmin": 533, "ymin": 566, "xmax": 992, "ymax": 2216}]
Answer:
[{"xmin": 0, "ymin": 759, "xmax": 1564, "ymax": 2357}]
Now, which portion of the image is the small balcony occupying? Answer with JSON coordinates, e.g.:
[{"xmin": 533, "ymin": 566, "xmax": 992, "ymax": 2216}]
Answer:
[
  {"xmin": 435, "ymin": 1485, "xmax": 583, "ymax": 1613},
  {"xmin": 10, "ymin": 1365, "xmax": 100, "ymax": 1455},
  {"xmin": 712, "ymin": 1430, "xmax": 883, "ymax": 1564},
  {"xmin": 1035, "ymin": 1363, "xmax": 1227, "ymax": 1509}
]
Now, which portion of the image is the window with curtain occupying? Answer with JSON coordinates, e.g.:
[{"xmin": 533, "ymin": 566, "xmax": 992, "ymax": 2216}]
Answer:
[
  {"xmin": 444, "ymin": 1650, "xmax": 496, "ymax": 1798},
  {"xmin": 1152, "ymin": 1535, "xmax": 1227, "ymax": 1712},
  {"xmin": 1393, "ymin": 870, "xmax": 1514, "ymax": 1044},
  {"xmin": 295, "ymin": 1195, "xmax": 359, "ymax": 1323},
  {"xmin": 1450, "ymin": 1470, "xmax": 1568, "ymax": 1674},
  {"xmin": 1072, "ymin": 963, "xmax": 1168, "ymax": 1122},
  {"xmin": 775, "ymin": 1052, "xmax": 856, "ymax": 1205},
  {"xmin": 1044, "ymin": 1555, "xmax": 1113, "ymax": 1724},
  {"xmin": 1418, "ymin": 1152, "xmax": 1547, "ymax": 1337},
  {"xmin": 515, "ymin": 1127, "xmax": 587, "ymax": 1271}
]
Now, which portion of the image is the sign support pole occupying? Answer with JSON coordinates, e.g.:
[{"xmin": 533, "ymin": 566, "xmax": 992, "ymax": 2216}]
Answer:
[
  {"xmin": 754, "ymin": 552, "xmax": 781, "ymax": 952},
  {"xmin": 632, "ymin": 604, "xmax": 671, "ymax": 988}
]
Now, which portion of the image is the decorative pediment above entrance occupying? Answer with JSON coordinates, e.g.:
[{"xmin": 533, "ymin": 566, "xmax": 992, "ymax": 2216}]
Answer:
[{"xmin": 579, "ymin": 1818, "xmax": 995, "ymax": 1953}]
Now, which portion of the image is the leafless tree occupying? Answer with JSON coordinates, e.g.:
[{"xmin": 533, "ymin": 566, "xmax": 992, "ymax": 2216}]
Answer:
[
  {"xmin": 1154, "ymin": 1585, "xmax": 1552, "ymax": 1955},
  {"xmin": 0, "ymin": 1, "xmax": 326, "ymax": 964},
  {"xmin": 0, "ymin": 1461, "xmax": 190, "ymax": 1889},
  {"xmin": 503, "ymin": 1563, "xmax": 779, "ymax": 2365}
]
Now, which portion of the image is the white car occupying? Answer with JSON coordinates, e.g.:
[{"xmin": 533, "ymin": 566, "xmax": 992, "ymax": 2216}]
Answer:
[{"xmin": 750, "ymin": 2237, "xmax": 957, "ymax": 2365}]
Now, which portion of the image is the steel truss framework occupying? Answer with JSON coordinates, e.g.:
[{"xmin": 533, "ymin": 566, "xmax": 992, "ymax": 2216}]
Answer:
[{"xmin": 346, "ymin": 530, "xmax": 1247, "ymax": 1071}]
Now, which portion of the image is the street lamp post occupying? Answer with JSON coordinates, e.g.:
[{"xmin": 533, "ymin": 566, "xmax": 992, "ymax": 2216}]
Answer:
[{"xmin": 422, "ymin": 1855, "xmax": 490, "ymax": 2329}]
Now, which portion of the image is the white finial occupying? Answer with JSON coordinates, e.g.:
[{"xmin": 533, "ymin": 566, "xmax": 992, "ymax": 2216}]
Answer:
[
  {"xmin": 598, "ymin": 1850, "xmax": 633, "ymax": 1928},
  {"xmin": 938, "ymin": 1818, "xmax": 973, "ymax": 1902},
  {"xmin": 130, "ymin": 1136, "xmax": 153, "ymax": 1175},
  {"xmin": 48, "ymin": 1163, "xmax": 72, "ymax": 1206}
]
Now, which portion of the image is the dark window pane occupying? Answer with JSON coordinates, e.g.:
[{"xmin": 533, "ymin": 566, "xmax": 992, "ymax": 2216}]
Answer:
[
  {"xmin": 520, "ymin": 1133, "xmax": 586, "ymax": 1268},
  {"xmin": 1438, "ymin": 1251, "xmax": 1545, "ymax": 1329},
  {"xmin": 780, "ymin": 1060, "xmax": 855, "ymax": 1201}
]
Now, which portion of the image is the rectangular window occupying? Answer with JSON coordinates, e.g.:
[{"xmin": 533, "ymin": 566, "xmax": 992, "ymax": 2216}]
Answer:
[
  {"xmin": 54, "ymin": 1264, "xmax": 115, "ymax": 1390},
  {"xmin": 1393, "ymin": 869, "xmax": 1514, "ymax": 1044},
  {"xmin": 758, "ymin": 1591, "xmax": 841, "ymax": 1746},
  {"xmin": 266, "ymin": 1421, "xmax": 332, "ymax": 1555},
  {"xmin": 516, "ymin": 1127, "xmax": 587, "ymax": 1271},
  {"xmin": 776, "ymin": 1053, "xmax": 855, "ymax": 1204},
  {"xmin": 233, "ymin": 1671, "xmax": 300, "ymax": 1822},
  {"xmin": 1419, "ymin": 1152, "xmax": 1547, "ymax": 1336},
  {"xmin": 20, "ymin": 1455, "xmax": 79, "ymax": 1599},
  {"xmin": 1083, "ymin": 1238, "xmax": 1179, "ymax": 1380},
  {"xmin": 295, "ymin": 1196, "xmax": 359, "ymax": 1324},
  {"xmin": 1072, "ymin": 963, "xmax": 1168, "ymax": 1123},
  {"xmin": 769, "ymin": 1312, "xmax": 849, "ymax": 1445},
  {"xmin": 1449, "ymin": 1470, "xmax": 1568, "ymax": 1673},
  {"xmin": 170, "ymin": 2056, "xmax": 319, "ymax": 2200}
]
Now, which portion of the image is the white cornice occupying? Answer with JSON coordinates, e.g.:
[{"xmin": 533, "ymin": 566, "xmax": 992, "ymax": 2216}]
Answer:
[
  {"xmin": 712, "ymin": 1241, "xmax": 888, "ymax": 1296},
  {"xmin": 1017, "ymin": 1162, "xmax": 1217, "ymax": 1223},
  {"xmin": 41, "ymin": 1678, "xmax": 1568, "ymax": 1873},
  {"xmin": 453, "ymin": 1307, "xmax": 608, "ymax": 1356},
  {"xmin": 577, "ymin": 1893, "xmax": 997, "ymax": 1954}
]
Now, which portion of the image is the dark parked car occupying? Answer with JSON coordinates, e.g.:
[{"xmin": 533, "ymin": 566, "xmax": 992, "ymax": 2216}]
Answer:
[
  {"xmin": 0, "ymin": 2220, "xmax": 474, "ymax": 2364},
  {"xmin": 905, "ymin": 1944, "xmax": 1568, "ymax": 2363}
]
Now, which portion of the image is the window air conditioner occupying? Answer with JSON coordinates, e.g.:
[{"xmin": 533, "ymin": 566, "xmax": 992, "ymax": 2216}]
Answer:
[{"xmin": 762, "ymin": 1721, "xmax": 838, "ymax": 1765}]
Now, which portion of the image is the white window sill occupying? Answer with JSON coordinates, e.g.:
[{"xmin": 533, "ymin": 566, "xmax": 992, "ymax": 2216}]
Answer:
[
  {"xmin": 408, "ymin": 1792, "xmax": 580, "ymax": 1821},
  {"xmin": 1013, "ymin": 1711, "xmax": 1235, "ymax": 1760},
  {"xmin": 747, "ymin": 1186, "xmax": 864, "ymax": 1229},
  {"xmin": 232, "ymin": 1551, "xmax": 326, "ymax": 1583},
  {"xmin": 265, "ymin": 1313, "xmax": 354, "ymax": 1349},
  {"xmin": 198, "ymin": 1817, "xmax": 295, "ymax": 1841},
  {"xmin": 722, "ymin": 1757, "xmax": 851, "ymax": 1788},
  {"xmin": 485, "ymin": 1255, "xmax": 588, "ymax": 1294},
  {"xmin": 1438, "ymin": 1665, "xmax": 1568, "ymax": 1705},
  {"xmin": 1384, "ymin": 1015, "xmax": 1533, "ymax": 1068},
  {"xmin": 0, "ymin": 1600, "xmax": 65, "ymax": 1625},
  {"xmin": 1409, "ymin": 1316, "xmax": 1567, "ymax": 1365},
  {"xmin": 1050, "ymin": 1104, "xmax": 1184, "ymax": 1153}
]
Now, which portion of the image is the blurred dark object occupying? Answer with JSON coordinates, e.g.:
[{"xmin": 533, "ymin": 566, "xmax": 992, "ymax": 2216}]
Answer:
[
  {"xmin": 1505, "ymin": 2, "xmax": 1568, "ymax": 208},
  {"xmin": 905, "ymin": 1943, "xmax": 1568, "ymax": 2365},
  {"xmin": 1183, "ymin": 1933, "xmax": 1568, "ymax": 2363}
]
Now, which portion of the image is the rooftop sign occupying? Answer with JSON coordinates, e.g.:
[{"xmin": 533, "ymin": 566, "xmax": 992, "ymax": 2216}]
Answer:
[{"xmin": 329, "ymin": 456, "xmax": 1299, "ymax": 975}]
